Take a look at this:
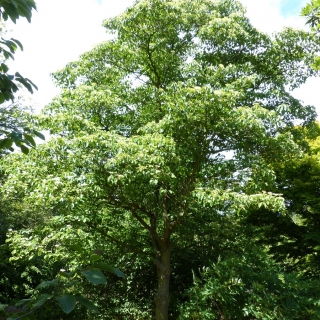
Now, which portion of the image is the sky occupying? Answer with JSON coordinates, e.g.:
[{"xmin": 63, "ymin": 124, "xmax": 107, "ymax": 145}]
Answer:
[
  {"xmin": 6, "ymin": 0, "xmax": 320, "ymax": 116},
  {"xmin": 279, "ymin": 0, "xmax": 305, "ymax": 17}
]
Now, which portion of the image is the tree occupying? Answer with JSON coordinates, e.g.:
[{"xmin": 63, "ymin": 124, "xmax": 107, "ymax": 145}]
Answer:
[
  {"xmin": 302, "ymin": 0, "xmax": 320, "ymax": 32},
  {"xmin": 2, "ymin": 0, "xmax": 320, "ymax": 319},
  {"xmin": 0, "ymin": 0, "xmax": 43, "ymax": 153},
  {"xmin": 242, "ymin": 123, "xmax": 320, "ymax": 280},
  {"xmin": 179, "ymin": 241, "xmax": 320, "ymax": 319},
  {"xmin": 0, "ymin": 98, "xmax": 44, "ymax": 155},
  {"xmin": 302, "ymin": 0, "xmax": 320, "ymax": 69}
]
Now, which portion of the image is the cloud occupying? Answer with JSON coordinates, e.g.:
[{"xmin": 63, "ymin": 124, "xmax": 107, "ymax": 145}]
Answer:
[{"xmin": 240, "ymin": 0, "xmax": 309, "ymax": 33}]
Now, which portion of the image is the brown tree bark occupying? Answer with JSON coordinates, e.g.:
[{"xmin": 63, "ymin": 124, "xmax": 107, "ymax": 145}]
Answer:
[{"xmin": 154, "ymin": 241, "xmax": 172, "ymax": 320}]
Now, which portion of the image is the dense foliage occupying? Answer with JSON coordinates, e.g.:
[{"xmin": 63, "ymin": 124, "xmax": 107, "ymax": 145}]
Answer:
[
  {"xmin": 302, "ymin": 0, "xmax": 320, "ymax": 33},
  {"xmin": 302, "ymin": 0, "xmax": 320, "ymax": 69},
  {"xmin": 1, "ymin": 0, "xmax": 320, "ymax": 319}
]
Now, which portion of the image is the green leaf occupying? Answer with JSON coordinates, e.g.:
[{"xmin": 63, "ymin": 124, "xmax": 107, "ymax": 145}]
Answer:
[
  {"xmin": 11, "ymin": 38, "xmax": 23, "ymax": 50},
  {"xmin": 15, "ymin": 76, "xmax": 33, "ymax": 93},
  {"xmin": 24, "ymin": 77, "xmax": 38, "ymax": 90},
  {"xmin": 90, "ymin": 262, "xmax": 125, "ymax": 278},
  {"xmin": 32, "ymin": 293, "xmax": 53, "ymax": 307},
  {"xmin": 89, "ymin": 253, "xmax": 102, "ymax": 261},
  {"xmin": 15, "ymin": 299, "xmax": 32, "ymax": 306},
  {"xmin": 0, "ymin": 93, "xmax": 5, "ymax": 104},
  {"xmin": 23, "ymin": 133, "xmax": 36, "ymax": 147},
  {"xmin": 0, "ymin": 63, "xmax": 9, "ymax": 73},
  {"xmin": 75, "ymin": 294, "xmax": 100, "ymax": 313},
  {"xmin": 2, "ymin": 12, "xmax": 8, "ymax": 21},
  {"xmin": 11, "ymin": 1, "xmax": 18, "ymax": 9},
  {"xmin": 65, "ymin": 280, "xmax": 79, "ymax": 287},
  {"xmin": 56, "ymin": 295, "xmax": 76, "ymax": 314},
  {"xmin": 16, "ymin": 4, "xmax": 30, "ymax": 20},
  {"xmin": 9, "ymin": 131, "xmax": 22, "ymax": 141},
  {"xmin": 33, "ymin": 130, "xmax": 45, "ymax": 140},
  {"xmin": 20, "ymin": 144, "xmax": 29, "ymax": 154},
  {"xmin": 58, "ymin": 270, "xmax": 75, "ymax": 278},
  {"xmin": 35, "ymin": 278, "xmax": 59, "ymax": 289},
  {"xmin": 14, "ymin": 72, "xmax": 38, "ymax": 92},
  {"xmin": 1, "ymin": 38, "xmax": 17, "ymax": 53},
  {"xmin": 0, "ymin": 138, "xmax": 13, "ymax": 149},
  {"xmin": 69, "ymin": 243, "xmax": 83, "ymax": 253},
  {"xmin": 81, "ymin": 270, "xmax": 106, "ymax": 285}
]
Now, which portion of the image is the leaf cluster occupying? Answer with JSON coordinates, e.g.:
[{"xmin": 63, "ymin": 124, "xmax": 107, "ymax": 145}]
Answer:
[
  {"xmin": 0, "ymin": 0, "xmax": 36, "ymax": 23},
  {"xmin": 179, "ymin": 248, "xmax": 320, "ymax": 319},
  {"xmin": 0, "ymin": 0, "xmax": 42, "ymax": 154},
  {"xmin": 302, "ymin": 0, "xmax": 320, "ymax": 31},
  {"xmin": 3, "ymin": 227, "xmax": 124, "ymax": 319}
]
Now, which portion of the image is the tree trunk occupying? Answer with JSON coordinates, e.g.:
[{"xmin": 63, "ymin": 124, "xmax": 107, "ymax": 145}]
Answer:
[{"xmin": 154, "ymin": 242, "xmax": 171, "ymax": 320}]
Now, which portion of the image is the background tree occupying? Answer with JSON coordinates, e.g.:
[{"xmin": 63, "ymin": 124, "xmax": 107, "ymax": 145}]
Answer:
[
  {"xmin": 0, "ymin": 0, "xmax": 44, "ymax": 153},
  {"xmin": 243, "ymin": 124, "xmax": 320, "ymax": 279},
  {"xmin": 2, "ymin": 0, "xmax": 320, "ymax": 319},
  {"xmin": 179, "ymin": 238, "xmax": 320, "ymax": 319},
  {"xmin": 302, "ymin": 0, "xmax": 320, "ymax": 69},
  {"xmin": 302, "ymin": 0, "xmax": 320, "ymax": 33}
]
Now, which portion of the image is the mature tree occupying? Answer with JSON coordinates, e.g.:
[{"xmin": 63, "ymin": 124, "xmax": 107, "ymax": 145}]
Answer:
[{"xmin": 2, "ymin": 0, "xmax": 320, "ymax": 319}]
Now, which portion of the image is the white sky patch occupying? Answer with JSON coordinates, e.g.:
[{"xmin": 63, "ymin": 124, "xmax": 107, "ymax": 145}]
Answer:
[
  {"xmin": 240, "ymin": 0, "xmax": 308, "ymax": 33},
  {"xmin": 7, "ymin": 0, "xmax": 134, "ymax": 111},
  {"xmin": 6, "ymin": 0, "xmax": 320, "ymax": 117}
]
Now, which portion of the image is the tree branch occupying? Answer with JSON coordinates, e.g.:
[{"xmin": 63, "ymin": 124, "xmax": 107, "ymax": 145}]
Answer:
[
  {"xmin": 130, "ymin": 207, "xmax": 162, "ymax": 245},
  {"xmin": 86, "ymin": 221, "xmax": 154, "ymax": 258}
]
